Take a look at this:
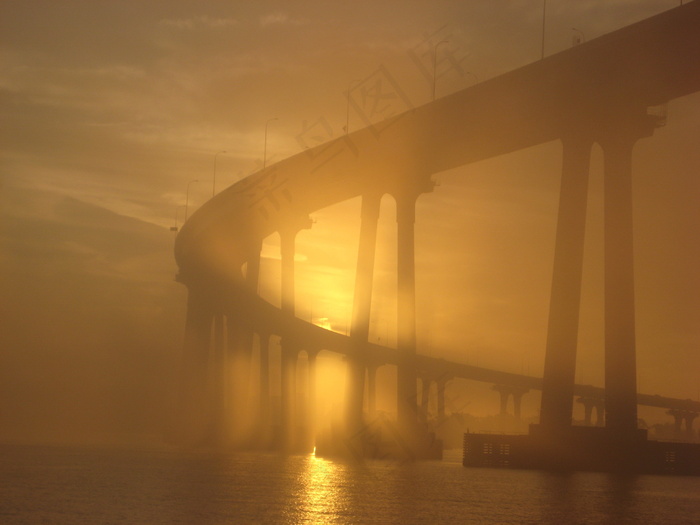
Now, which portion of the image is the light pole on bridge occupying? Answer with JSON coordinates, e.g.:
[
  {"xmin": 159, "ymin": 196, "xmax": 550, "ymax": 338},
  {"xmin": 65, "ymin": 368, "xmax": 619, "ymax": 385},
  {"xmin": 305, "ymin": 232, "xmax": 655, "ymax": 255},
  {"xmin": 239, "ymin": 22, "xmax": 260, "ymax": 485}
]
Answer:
[
  {"xmin": 212, "ymin": 150, "xmax": 227, "ymax": 197},
  {"xmin": 541, "ymin": 0, "xmax": 547, "ymax": 59},
  {"xmin": 184, "ymin": 179, "xmax": 199, "ymax": 223},
  {"xmin": 171, "ymin": 205, "xmax": 186, "ymax": 232}
]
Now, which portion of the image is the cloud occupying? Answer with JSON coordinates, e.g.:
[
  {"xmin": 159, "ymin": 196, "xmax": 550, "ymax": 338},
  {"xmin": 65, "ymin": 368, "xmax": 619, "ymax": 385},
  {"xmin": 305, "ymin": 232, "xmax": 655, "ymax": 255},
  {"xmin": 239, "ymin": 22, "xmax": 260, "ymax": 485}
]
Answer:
[
  {"xmin": 158, "ymin": 15, "xmax": 240, "ymax": 30},
  {"xmin": 259, "ymin": 11, "xmax": 308, "ymax": 27}
]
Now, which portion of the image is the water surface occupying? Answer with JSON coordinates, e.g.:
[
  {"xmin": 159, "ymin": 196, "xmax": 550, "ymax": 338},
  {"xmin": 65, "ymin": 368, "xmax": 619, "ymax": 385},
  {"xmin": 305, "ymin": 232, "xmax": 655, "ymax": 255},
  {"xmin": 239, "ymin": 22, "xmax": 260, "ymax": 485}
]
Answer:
[{"xmin": 2, "ymin": 445, "xmax": 698, "ymax": 524}]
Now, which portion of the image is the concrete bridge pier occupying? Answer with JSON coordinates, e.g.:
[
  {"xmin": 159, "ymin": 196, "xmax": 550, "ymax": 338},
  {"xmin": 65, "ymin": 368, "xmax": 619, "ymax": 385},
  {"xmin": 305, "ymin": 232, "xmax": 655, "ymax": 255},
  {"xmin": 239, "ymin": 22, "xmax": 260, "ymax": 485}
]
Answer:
[
  {"xmin": 493, "ymin": 384, "xmax": 511, "ymax": 416},
  {"xmin": 211, "ymin": 311, "xmax": 228, "ymax": 446},
  {"xmin": 174, "ymin": 283, "xmax": 216, "ymax": 447},
  {"xmin": 535, "ymin": 109, "xmax": 658, "ymax": 469},
  {"xmin": 392, "ymin": 178, "xmax": 441, "ymax": 458},
  {"xmin": 306, "ymin": 349, "xmax": 318, "ymax": 449},
  {"xmin": 436, "ymin": 376, "xmax": 448, "ymax": 422},
  {"xmin": 279, "ymin": 216, "xmax": 311, "ymax": 451},
  {"xmin": 599, "ymin": 113, "xmax": 657, "ymax": 445},
  {"xmin": 512, "ymin": 388, "xmax": 528, "ymax": 419},
  {"xmin": 493, "ymin": 384, "xmax": 529, "ymax": 418},
  {"xmin": 667, "ymin": 409, "xmax": 698, "ymax": 440},
  {"xmin": 420, "ymin": 376, "xmax": 432, "ymax": 423},
  {"xmin": 539, "ymin": 129, "xmax": 594, "ymax": 432},
  {"xmin": 257, "ymin": 332, "xmax": 272, "ymax": 445},
  {"xmin": 395, "ymin": 187, "xmax": 421, "ymax": 436},
  {"xmin": 578, "ymin": 397, "xmax": 605, "ymax": 427},
  {"xmin": 346, "ymin": 194, "xmax": 381, "ymax": 441},
  {"xmin": 279, "ymin": 341, "xmax": 298, "ymax": 451}
]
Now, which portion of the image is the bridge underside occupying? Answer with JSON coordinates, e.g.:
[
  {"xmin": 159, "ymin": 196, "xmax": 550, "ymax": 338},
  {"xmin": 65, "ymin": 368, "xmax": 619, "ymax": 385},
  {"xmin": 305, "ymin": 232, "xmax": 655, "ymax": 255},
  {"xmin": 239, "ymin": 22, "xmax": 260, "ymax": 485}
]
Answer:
[{"xmin": 172, "ymin": 3, "xmax": 700, "ymax": 463}]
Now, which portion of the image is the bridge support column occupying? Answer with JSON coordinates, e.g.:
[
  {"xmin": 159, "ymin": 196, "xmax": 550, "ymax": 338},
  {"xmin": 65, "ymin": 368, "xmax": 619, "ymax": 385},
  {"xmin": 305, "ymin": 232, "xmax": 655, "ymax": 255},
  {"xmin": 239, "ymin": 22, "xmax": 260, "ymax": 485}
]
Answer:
[
  {"xmin": 213, "ymin": 311, "xmax": 230, "ymax": 446},
  {"xmin": 583, "ymin": 399, "xmax": 594, "ymax": 426},
  {"xmin": 577, "ymin": 396, "xmax": 602, "ymax": 426},
  {"xmin": 279, "ymin": 217, "xmax": 311, "ymax": 451},
  {"xmin": 540, "ymin": 132, "xmax": 594, "ymax": 432},
  {"xmin": 258, "ymin": 332, "xmax": 271, "ymax": 445},
  {"xmin": 420, "ymin": 377, "xmax": 431, "ymax": 422},
  {"xmin": 685, "ymin": 413, "xmax": 698, "ymax": 440},
  {"xmin": 396, "ymin": 192, "xmax": 419, "ymax": 432},
  {"xmin": 493, "ymin": 385, "xmax": 511, "ymax": 415},
  {"xmin": 347, "ymin": 194, "xmax": 381, "ymax": 437},
  {"xmin": 175, "ymin": 284, "xmax": 215, "ymax": 447},
  {"xmin": 512, "ymin": 389, "xmax": 527, "ymax": 419},
  {"xmin": 599, "ymin": 114, "xmax": 656, "ymax": 441},
  {"xmin": 223, "ymin": 307, "xmax": 246, "ymax": 445},
  {"xmin": 667, "ymin": 409, "xmax": 698, "ymax": 440},
  {"xmin": 594, "ymin": 399, "xmax": 605, "ymax": 427},
  {"xmin": 668, "ymin": 409, "xmax": 684, "ymax": 439},
  {"xmin": 436, "ymin": 377, "xmax": 447, "ymax": 421},
  {"xmin": 307, "ymin": 350, "xmax": 318, "ymax": 448},
  {"xmin": 280, "ymin": 344, "xmax": 298, "ymax": 451}
]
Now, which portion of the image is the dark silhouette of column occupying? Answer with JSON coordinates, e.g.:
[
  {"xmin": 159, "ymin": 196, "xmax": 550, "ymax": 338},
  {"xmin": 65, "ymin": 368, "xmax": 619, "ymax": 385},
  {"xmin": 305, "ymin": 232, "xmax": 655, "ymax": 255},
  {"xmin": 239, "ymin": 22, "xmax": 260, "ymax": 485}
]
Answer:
[
  {"xmin": 420, "ymin": 377, "xmax": 431, "ymax": 422},
  {"xmin": 582, "ymin": 399, "xmax": 594, "ymax": 426},
  {"xmin": 175, "ymin": 284, "xmax": 215, "ymax": 447},
  {"xmin": 577, "ymin": 396, "xmax": 604, "ymax": 426},
  {"xmin": 396, "ymin": 192, "xmax": 419, "ymax": 431},
  {"xmin": 493, "ymin": 385, "xmax": 511, "ymax": 415},
  {"xmin": 258, "ymin": 332, "xmax": 271, "ymax": 444},
  {"xmin": 667, "ymin": 409, "xmax": 699, "ymax": 440},
  {"xmin": 668, "ymin": 410, "xmax": 684, "ymax": 439},
  {"xmin": 684, "ymin": 413, "xmax": 698, "ymax": 439},
  {"xmin": 224, "ymin": 308, "xmax": 245, "ymax": 443},
  {"xmin": 278, "ymin": 217, "xmax": 311, "ymax": 450},
  {"xmin": 436, "ymin": 377, "xmax": 448, "ymax": 421},
  {"xmin": 594, "ymin": 400, "xmax": 605, "ymax": 427},
  {"xmin": 347, "ymin": 194, "xmax": 381, "ymax": 435},
  {"xmin": 599, "ymin": 114, "xmax": 655, "ymax": 439},
  {"xmin": 307, "ymin": 350, "xmax": 318, "ymax": 448},
  {"xmin": 280, "ymin": 229, "xmax": 297, "ymax": 316},
  {"xmin": 280, "ymin": 340, "xmax": 297, "ymax": 450},
  {"xmin": 212, "ymin": 311, "xmax": 228, "ymax": 445},
  {"xmin": 512, "ymin": 388, "xmax": 528, "ymax": 419},
  {"xmin": 540, "ymin": 132, "xmax": 594, "ymax": 431}
]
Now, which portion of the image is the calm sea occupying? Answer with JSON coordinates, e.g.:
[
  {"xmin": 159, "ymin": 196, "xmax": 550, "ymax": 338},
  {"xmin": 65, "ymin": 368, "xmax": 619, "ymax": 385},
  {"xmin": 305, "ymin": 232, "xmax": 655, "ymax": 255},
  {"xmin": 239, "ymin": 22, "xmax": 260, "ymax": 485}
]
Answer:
[{"xmin": 1, "ymin": 444, "xmax": 699, "ymax": 524}]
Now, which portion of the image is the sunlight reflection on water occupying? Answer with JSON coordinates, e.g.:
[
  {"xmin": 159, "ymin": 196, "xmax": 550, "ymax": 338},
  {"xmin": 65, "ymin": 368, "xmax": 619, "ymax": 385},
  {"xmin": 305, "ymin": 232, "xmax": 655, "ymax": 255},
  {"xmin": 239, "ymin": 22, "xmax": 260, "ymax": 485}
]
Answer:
[{"xmin": 1, "ymin": 445, "xmax": 699, "ymax": 524}]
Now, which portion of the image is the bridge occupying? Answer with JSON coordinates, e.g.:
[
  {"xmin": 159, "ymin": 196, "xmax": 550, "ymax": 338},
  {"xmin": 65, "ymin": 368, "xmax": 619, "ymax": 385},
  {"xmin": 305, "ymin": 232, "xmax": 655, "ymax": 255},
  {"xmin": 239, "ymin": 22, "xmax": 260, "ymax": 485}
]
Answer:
[{"xmin": 173, "ymin": 2, "xmax": 700, "ymax": 457}]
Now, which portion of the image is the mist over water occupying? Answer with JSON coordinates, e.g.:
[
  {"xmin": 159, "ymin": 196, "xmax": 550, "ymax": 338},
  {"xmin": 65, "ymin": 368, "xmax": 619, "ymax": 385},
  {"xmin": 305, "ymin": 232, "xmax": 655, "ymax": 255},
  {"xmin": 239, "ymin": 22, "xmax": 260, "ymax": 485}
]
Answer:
[
  {"xmin": 3, "ymin": 1, "xmax": 700, "ymax": 522},
  {"xmin": 2, "ymin": 444, "xmax": 699, "ymax": 524}
]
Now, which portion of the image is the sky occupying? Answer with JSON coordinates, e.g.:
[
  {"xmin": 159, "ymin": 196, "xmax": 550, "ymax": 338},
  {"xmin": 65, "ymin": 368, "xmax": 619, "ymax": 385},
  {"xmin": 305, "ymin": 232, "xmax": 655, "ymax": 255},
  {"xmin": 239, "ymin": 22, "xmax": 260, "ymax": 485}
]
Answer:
[{"xmin": 1, "ymin": 0, "xmax": 698, "ymax": 445}]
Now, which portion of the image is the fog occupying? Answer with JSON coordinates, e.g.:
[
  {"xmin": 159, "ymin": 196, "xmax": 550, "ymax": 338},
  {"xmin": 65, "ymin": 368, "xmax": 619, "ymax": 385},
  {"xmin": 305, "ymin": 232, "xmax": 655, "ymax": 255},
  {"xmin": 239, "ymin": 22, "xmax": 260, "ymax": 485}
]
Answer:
[{"xmin": 1, "ymin": 0, "xmax": 698, "ymax": 448}]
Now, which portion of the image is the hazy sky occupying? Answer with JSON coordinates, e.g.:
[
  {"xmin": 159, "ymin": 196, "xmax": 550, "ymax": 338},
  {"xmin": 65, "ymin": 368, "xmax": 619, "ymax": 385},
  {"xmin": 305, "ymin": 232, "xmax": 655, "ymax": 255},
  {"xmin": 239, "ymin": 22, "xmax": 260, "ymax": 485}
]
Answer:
[{"xmin": 1, "ymin": 0, "xmax": 698, "ymax": 444}]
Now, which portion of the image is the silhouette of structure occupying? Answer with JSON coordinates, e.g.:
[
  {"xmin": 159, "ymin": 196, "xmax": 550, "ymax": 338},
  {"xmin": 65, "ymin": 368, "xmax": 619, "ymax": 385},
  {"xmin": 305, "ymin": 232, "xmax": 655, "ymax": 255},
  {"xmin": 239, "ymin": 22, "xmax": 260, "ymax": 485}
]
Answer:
[{"xmin": 173, "ymin": 2, "xmax": 700, "ymax": 469}]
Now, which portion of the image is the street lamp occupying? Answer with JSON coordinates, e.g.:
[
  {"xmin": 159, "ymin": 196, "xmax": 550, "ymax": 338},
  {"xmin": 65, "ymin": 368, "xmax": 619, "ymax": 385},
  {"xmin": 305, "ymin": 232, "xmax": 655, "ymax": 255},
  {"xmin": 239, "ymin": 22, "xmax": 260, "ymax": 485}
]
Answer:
[
  {"xmin": 263, "ymin": 117, "xmax": 278, "ymax": 168},
  {"xmin": 212, "ymin": 150, "xmax": 227, "ymax": 197},
  {"xmin": 432, "ymin": 40, "xmax": 450, "ymax": 101},
  {"xmin": 184, "ymin": 179, "xmax": 198, "ymax": 222},
  {"xmin": 171, "ymin": 205, "xmax": 186, "ymax": 232},
  {"xmin": 541, "ymin": 0, "xmax": 547, "ymax": 60}
]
